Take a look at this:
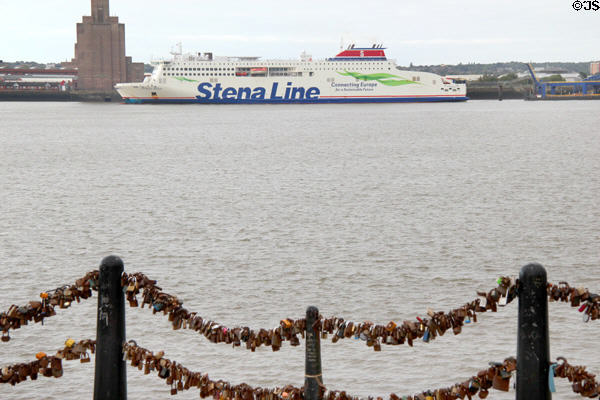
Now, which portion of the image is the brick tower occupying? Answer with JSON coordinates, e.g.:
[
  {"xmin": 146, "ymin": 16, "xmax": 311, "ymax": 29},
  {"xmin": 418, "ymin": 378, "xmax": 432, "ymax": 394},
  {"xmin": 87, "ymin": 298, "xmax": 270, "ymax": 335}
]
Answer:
[{"xmin": 72, "ymin": 0, "xmax": 144, "ymax": 91}]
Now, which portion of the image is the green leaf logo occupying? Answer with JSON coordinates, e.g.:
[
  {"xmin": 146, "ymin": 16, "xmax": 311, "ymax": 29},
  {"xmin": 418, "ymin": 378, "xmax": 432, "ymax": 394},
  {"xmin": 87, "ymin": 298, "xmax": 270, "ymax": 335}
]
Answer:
[
  {"xmin": 174, "ymin": 77, "xmax": 198, "ymax": 82},
  {"xmin": 337, "ymin": 71, "xmax": 419, "ymax": 86}
]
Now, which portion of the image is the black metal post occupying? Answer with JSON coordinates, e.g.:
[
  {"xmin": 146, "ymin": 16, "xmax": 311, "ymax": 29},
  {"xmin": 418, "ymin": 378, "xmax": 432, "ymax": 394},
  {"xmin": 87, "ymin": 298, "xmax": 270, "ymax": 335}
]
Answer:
[
  {"xmin": 94, "ymin": 255, "xmax": 126, "ymax": 400},
  {"xmin": 517, "ymin": 263, "xmax": 550, "ymax": 400},
  {"xmin": 305, "ymin": 306, "xmax": 323, "ymax": 400}
]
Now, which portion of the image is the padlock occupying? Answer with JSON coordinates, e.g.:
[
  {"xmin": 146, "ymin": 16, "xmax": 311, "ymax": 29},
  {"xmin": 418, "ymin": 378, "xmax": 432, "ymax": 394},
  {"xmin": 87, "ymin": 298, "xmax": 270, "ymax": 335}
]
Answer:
[
  {"xmin": 159, "ymin": 366, "xmax": 170, "ymax": 379},
  {"xmin": 1, "ymin": 367, "xmax": 13, "ymax": 378},
  {"xmin": 373, "ymin": 340, "xmax": 381, "ymax": 351},
  {"xmin": 51, "ymin": 357, "xmax": 63, "ymax": 378},
  {"xmin": 80, "ymin": 352, "xmax": 91, "ymax": 363},
  {"xmin": 492, "ymin": 374, "xmax": 510, "ymax": 391}
]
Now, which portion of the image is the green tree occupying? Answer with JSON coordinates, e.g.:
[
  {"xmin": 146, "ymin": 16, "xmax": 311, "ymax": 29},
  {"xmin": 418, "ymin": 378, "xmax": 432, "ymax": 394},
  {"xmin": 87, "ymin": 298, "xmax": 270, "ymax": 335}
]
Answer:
[
  {"xmin": 540, "ymin": 74, "xmax": 565, "ymax": 82},
  {"xmin": 478, "ymin": 74, "xmax": 498, "ymax": 82},
  {"xmin": 499, "ymin": 73, "xmax": 518, "ymax": 81}
]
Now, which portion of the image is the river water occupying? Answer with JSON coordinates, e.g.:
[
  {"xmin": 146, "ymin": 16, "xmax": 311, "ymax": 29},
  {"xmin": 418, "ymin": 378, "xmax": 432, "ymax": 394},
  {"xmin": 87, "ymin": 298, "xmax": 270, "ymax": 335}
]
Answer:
[{"xmin": 0, "ymin": 100, "xmax": 598, "ymax": 399}]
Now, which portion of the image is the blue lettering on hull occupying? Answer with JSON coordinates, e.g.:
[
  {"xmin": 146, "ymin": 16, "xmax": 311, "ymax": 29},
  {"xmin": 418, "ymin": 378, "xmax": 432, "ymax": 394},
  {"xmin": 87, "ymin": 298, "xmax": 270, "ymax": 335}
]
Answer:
[{"xmin": 197, "ymin": 82, "xmax": 321, "ymax": 102}]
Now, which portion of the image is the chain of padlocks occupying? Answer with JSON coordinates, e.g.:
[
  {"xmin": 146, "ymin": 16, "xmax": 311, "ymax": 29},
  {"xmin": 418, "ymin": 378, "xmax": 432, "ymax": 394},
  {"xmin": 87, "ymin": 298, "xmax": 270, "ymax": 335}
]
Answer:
[
  {"xmin": 1, "ymin": 338, "xmax": 599, "ymax": 399},
  {"xmin": 0, "ymin": 269, "xmax": 598, "ymax": 399}
]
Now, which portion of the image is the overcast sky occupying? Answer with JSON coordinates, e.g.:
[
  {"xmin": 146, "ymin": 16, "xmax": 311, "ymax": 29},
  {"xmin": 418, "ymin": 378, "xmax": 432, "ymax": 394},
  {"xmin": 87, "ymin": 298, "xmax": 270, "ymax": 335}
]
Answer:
[{"xmin": 1, "ymin": 0, "xmax": 598, "ymax": 65}]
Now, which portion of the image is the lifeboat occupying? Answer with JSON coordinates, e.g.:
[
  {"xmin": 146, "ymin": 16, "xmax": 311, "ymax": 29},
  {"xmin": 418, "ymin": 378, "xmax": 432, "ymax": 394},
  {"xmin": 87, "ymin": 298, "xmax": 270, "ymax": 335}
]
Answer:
[{"xmin": 250, "ymin": 67, "xmax": 267, "ymax": 76}]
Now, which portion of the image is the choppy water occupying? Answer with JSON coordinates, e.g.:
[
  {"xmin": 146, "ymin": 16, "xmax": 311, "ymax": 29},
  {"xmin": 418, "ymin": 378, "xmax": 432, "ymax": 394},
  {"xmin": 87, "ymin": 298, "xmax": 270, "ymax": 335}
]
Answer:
[{"xmin": 0, "ymin": 100, "xmax": 598, "ymax": 400}]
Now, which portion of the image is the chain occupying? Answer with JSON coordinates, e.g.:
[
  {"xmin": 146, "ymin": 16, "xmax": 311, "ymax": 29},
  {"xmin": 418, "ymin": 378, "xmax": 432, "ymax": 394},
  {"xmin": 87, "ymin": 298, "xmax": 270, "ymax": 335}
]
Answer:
[
  {"xmin": 123, "ymin": 340, "xmax": 304, "ymax": 398},
  {"xmin": 547, "ymin": 281, "xmax": 599, "ymax": 321},
  {"xmin": 123, "ymin": 341, "xmax": 600, "ymax": 399},
  {"xmin": 2, "ymin": 338, "xmax": 598, "ymax": 399},
  {"xmin": 0, "ymin": 271, "xmax": 99, "ymax": 342},
  {"xmin": 0, "ymin": 339, "xmax": 95, "ymax": 385},
  {"xmin": 1, "ymin": 269, "xmax": 596, "ymax": 348},
  {"xmin": 554, "ymin": 357, "xmax": 600, "ymax": 397},
  {"xmin": 122, "ymin": 272, "xmax": 521, "ymax": 351}
]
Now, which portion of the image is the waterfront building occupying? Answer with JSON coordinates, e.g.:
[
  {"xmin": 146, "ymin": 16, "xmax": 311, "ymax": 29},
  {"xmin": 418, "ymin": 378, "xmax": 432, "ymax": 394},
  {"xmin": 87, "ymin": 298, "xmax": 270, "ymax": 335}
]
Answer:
[{"xmin": 69, "ymin": 0, "xmax": 144, "ymax": 91}]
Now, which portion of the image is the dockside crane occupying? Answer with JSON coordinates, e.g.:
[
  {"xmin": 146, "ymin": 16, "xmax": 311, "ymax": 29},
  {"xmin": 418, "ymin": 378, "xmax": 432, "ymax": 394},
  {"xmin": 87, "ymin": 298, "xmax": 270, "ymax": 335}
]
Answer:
[{"xmin": 526, "ymin": 63, "xmax": 544, "ymax": 98}]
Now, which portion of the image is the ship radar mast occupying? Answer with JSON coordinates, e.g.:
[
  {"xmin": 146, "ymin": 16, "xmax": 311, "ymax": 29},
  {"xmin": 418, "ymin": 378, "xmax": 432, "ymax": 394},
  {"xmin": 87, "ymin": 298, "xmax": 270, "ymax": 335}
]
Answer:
[
  {"xmin": 300, "ymin": 51, "xmax": 312, "ymax": 62},
  {"xmin": 170, "ymin": 42, "xmax": 183, "ymax": 56}
]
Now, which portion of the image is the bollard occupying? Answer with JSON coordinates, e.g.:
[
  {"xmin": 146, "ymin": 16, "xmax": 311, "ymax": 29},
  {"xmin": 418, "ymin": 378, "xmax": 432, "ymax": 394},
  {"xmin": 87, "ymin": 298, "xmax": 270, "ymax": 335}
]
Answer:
[
  {"xmin": 517, "ymin": 263, "xmax": 550, "ymax": 400},
  {"xmin": 305, "ymin": 306, "xmax": 323, "ymax": 400},
  {"xmin": 94, "ymin": 255, "xmax": 127, "ymax": 400}
]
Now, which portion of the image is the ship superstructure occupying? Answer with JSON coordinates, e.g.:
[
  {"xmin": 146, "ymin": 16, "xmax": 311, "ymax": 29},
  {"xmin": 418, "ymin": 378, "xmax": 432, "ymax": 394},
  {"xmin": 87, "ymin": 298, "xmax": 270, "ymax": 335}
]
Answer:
[{"xmin": 115, "ymin": 45, "xmax": 468, "ymax": 103}]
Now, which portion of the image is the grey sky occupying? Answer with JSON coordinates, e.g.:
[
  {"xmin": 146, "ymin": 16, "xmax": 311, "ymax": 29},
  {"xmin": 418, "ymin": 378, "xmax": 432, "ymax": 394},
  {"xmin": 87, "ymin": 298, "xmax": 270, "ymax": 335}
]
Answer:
[{"xmin": 1, "ymin": 0, "xmax": 598, "ymax": 65}]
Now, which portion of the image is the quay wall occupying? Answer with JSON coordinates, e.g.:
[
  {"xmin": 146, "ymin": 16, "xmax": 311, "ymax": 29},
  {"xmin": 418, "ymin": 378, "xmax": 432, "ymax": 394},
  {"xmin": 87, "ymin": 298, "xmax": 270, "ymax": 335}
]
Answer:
[
  {"xmin": 466, "ymin": 82, "xmax": 531, "ymax": 99},
  {"xmin": 0, "ymin": 89, "xmax": 122, "ymax": 102}
]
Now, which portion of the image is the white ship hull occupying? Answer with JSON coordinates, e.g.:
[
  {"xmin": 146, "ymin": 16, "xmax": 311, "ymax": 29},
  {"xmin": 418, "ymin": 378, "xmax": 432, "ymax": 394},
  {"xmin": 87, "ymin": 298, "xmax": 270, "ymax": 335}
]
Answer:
[{"xmin": 115, "ymin": 46, "xmax": 467, "ymax": 104}]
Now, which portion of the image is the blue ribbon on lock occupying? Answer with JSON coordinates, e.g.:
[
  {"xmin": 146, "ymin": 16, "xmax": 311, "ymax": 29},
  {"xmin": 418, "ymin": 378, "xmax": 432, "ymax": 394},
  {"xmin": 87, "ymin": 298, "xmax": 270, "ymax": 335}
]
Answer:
[{"xmin": 548, "ymin": 363, "xmax": 557, "ymax": 392}]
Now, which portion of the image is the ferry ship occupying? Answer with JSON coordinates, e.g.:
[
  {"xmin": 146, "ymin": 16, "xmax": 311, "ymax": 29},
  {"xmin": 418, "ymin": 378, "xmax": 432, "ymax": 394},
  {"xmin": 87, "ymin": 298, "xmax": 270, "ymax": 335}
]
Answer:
[{"xmin": 115, "ymin": 44, "xmax": 468, "ymax": 104}]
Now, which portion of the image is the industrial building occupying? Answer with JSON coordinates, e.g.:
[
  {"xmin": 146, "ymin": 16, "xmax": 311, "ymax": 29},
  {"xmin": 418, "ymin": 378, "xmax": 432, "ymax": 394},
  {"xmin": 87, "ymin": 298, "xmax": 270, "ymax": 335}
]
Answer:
[
  {"xmin": 66, "ymin": 0, "xmax": 144, "ymax": 91},
  {"xmin": 1, "ymin": 0, "xmax": 144, "ymax": 94},
  {"xmin": 0, "ymin": 66, "xmax": 77, "ymax": 91}
]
